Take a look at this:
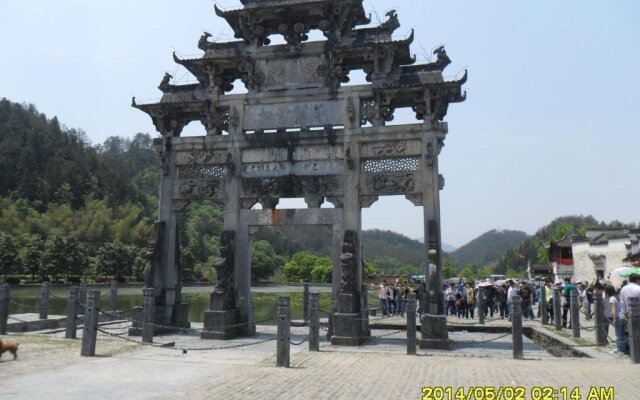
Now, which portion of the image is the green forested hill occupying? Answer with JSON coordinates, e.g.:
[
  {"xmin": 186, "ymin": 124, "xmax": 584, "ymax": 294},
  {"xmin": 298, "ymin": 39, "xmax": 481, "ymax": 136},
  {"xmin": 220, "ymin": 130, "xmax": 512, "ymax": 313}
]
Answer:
[{"xmin": 448, "ymin": 229, "xmax": 528, "ymax": 268}]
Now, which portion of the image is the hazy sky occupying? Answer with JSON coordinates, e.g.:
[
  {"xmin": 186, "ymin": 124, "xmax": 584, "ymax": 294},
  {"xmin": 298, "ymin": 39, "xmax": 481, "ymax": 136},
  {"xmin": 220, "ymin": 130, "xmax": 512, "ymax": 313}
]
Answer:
[{"xmin": 2, "ymin": 0, "xmax": 639, "ymax": 247}]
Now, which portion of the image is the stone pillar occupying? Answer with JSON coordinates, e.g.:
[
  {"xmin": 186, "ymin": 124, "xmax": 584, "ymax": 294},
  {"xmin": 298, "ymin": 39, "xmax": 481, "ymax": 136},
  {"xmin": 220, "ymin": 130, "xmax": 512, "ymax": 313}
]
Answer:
[
  {"xmin": 419, "ymin": 314, "xmax": 449, "ymax": 350},
  {"xmin": 0, "ymin": 284, "xmax": 9, "ymax": 335},
  {"xmin": 65, "ymin": 286, "xmax": 79, "ymax": 339},
  {"xmin": 511, "ymin": 296, "xmax": 523, "ymax": 360},
  {"xmin": 236, "ymin": 222, "xmax": 255, "ymax": 337},
  {"xmin": 593, "ymin": 289, "xmax": 607, "ymax": 346},
  {"xmin": 332, "ymin": 231, "xmax": 365, "ymax": 346},
  {"xmin": 553, "ymin": 288, "xmax": 562, "ymax": 331},
  {"xmin": 81, "ymin": 291, "xmax": 101, "ymax": 357},
  {"xmin": 540, "ymin": 287, "xmax": 548, "ymax": 325},
  {"xmin": 570, "ymin": 290, "xmax": 580, "ymax": 338},
  {"xmin": 628, "ymin": 297, "xmax": 640, "ymax": 364},
  {"xmin": 422, "ymin": 125, "xmax": 445, "ymax": 315},
  {"xmin": 407, "ymin": 293, "xmax": 417, "ymax": 355},
  {"xmin": 303, "ymin": 283, "xmax": 310, "ymax": 322},
  {"xmin": 276, "ymin": 297, "xmax": 290, "ymax": 368},
  {"xmin": 110, "ymin": 281, "xmax": 118, "ymax": 313},
  {"xmin": 142, "ymin": 288, "xmax": 154, "ymax": 343},
  {"xmin": 478, "ymin": 287, "xmax": 486, "ymax": 325},
  {"xmin": 39, "ymin": 282, "xmax": 50, "ymax": 320},
  {"xmin": 309, "ymin": 293, "xmax": 320, "ymax": 352}
]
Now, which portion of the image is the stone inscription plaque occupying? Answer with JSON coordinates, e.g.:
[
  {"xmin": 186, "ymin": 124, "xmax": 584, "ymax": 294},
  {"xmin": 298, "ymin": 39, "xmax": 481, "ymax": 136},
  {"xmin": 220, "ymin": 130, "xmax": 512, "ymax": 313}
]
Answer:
[
  {"xmin": 242, "ymin": 145, "xmax": 343, "ymax": 163},
  {"xmin": 243, "ymin": 100, "xmax": 344, "ymax": 130},
  {"xmin": 242, "ymin": 160, "xmax": 344, "ymax": 178}
]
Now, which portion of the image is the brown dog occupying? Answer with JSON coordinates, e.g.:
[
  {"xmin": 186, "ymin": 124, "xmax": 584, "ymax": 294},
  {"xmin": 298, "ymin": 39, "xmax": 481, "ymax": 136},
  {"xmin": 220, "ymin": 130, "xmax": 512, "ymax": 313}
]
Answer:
[{"xmin": 0, "ymin": 337, "xmax": 19, "ymax": 360}]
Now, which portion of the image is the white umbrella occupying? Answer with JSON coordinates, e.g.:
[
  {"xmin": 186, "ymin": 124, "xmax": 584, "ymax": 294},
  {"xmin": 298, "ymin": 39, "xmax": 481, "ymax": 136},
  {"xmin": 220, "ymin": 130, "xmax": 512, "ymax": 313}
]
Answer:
[
  {"xmin": 610, "ymin": 266, "xmax": 632, "ymax": 276},
  {"xmin": 478, "ymin": 281, "xmax": 495, "ymax": 287},
  {"xmin": 494, "ymin": 279, "xmax": 506, "ymax": 286}
]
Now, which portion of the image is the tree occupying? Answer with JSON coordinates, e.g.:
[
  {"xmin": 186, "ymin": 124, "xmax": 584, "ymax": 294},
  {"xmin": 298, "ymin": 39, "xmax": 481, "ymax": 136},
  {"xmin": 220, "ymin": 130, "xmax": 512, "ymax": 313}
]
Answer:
[
  {"xmin": 0, "ymin": 233, "xmax": 20, "ymax": 278},
  {"xmin": 284, "ymin": 251, "xmax": 321, "ymax": 282},
  {"xmin": 443, "ymin": 259, "xmax": 456, "ymax": 279},
  {"xmin": 180, "ymin": 246, "xmax": 196, "ymax": 282},
  {"xmin": 23, "ymin": 237, "xmax": 44, "ymax": 277},
  {"xmin": 311, "ymin": 261, "xmax": 333, "ymax": 283},
  {"xmin": 459, "ymin": 266, "xmax": 475, "ymax": 283},
  {"xmin": 41, "ymin": 236, "xmax": 68, "ymax": 280},
  {"xmin": 95, "ymin": 241, "xmax": 135, "ymax": 280},
  {"xmin": 251, "ymin": 240, "xmax": 284, "ymax": 282}
]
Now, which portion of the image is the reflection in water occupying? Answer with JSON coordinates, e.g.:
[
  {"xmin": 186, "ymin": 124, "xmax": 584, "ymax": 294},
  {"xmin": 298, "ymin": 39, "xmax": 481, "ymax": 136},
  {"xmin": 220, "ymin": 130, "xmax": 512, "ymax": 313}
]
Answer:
[{"xmin": 9, "ymin": 285, "xmax": 331, "ymax": 324}]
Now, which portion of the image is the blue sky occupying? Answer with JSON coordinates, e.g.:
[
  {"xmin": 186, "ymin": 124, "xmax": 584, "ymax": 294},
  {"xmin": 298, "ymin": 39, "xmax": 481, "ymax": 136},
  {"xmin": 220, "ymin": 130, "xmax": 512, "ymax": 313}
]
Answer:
[{"xmin": 2, "ymin": 0, "xmax": 639, "ymax": 247}]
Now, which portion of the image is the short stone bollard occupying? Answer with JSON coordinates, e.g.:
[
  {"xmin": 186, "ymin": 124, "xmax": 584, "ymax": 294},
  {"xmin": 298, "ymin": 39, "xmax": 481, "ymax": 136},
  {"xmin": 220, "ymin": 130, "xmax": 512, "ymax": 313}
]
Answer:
[
  {"xmin": 276, "ymin": 296, "xmax": 291, "ymax": 368},
  {"xmin": 309, "ymin": 293, "xmax": 320, "ymax": 352},
  {"xmin": 593, "ymin": 289, "xmax": 608, "ymax": 346},
  {"xmin": 39, "ymin": 282, "xmax": 50, "ymax": 320},
  {"xmin": 478, "ymin": 287, "xmax": 486, "ymax": 325},
  {"xmin": 142, "ymin": 288, "xmax": 154, "ymax": 343},
  {"xmin": 303, "ymin": 283, "xmax": 310, "ymax": 322},
  {"xmin": 511, "ymin": 296, "xmax": 523, "ymax": 359},
  {"xmin": 78, "ymin": 283, "xmax": 88, "ymax": 315},
  {"xmin": 110, "ymin": 281, "xmax": 118, "ymax": 313},
  {"xmin": 629, "ymin": 297, "xmax": 640, "ymax": 364},
  {"xmin": 553, "ymin": 288, "xmax": 562, "ymax": 331},
  {"xmin": 406, "ymin": 293, "xmax": 417, "ymax": 355},
  {"xmin": 81, "ymin": 291, "xmax": 101, "ymax": 357},
  {"xmin": 326, "ymin": 300, "xmax": 336, "ymax": 341},
  {"xmin": 570, "ymin": 290, "xmax": 580, "ymax": 338},
  {"xmin": 0, "ymin": 284, "xmax": 9, "ymax": 335},
  {"xmin": 360, "ymin": 284, "xmax": 370, "ymax": 338},
  {"xmin": 65, "ymin": 286, "xmax": 80, "ymax": 339}
]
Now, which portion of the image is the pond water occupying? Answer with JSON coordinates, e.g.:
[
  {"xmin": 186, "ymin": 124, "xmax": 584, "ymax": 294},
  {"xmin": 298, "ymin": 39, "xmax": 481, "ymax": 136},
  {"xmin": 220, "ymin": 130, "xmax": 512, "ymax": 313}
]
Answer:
[{"xmin": 8, "ymin": 284, "xmax": 333, "ymax": 323}]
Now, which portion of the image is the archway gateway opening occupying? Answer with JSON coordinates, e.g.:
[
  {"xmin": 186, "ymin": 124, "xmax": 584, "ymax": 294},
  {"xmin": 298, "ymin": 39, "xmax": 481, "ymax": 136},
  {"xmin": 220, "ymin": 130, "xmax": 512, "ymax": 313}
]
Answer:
[{"xmin": 131, "ymin": 0, "xmax": 465, "ymax": 345}]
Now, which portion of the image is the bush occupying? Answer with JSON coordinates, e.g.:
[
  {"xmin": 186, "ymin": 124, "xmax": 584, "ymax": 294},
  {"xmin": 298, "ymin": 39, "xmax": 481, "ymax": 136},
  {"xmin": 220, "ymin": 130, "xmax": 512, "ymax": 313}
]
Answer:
[
  {"xmin": 4, "ymin": 276, "xmax": 20, "ymax": 285},
  {"xmin": 198, "ymin": 277, "xmax": 209, "ymax": 283},
  {"xmin": 67, "ymin": 276, "xmax": 81, "ymax": 284}
]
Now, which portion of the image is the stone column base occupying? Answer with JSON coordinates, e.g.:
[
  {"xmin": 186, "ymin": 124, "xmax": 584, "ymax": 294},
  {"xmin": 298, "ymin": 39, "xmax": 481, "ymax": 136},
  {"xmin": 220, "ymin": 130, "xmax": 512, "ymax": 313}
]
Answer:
[
  {"xmin": 201, "ymin": 309, "xmax": 240, "ymax": 340},
  {"xmin": 331, "ymin": 313, "xmax": 367, "ymax": 346},
  {"xmin": 419, "ymin": 314, "xmax": 450, "ymax": 350}
]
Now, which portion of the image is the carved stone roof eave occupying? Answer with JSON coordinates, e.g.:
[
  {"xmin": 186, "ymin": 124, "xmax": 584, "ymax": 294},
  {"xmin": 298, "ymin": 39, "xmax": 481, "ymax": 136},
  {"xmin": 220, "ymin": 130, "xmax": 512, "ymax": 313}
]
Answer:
[
  {"xmin": 214, "ymin": 1, "xmax": 370, "ymax": 44},
  {"xmin": 427, "ymin": 70, "xmax": 468, "ymax": 103}
]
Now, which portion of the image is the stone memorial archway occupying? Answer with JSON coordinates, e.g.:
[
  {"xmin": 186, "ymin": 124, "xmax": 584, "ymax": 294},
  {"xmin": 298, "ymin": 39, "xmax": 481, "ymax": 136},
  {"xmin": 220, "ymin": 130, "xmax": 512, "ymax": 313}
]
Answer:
[{"xmin": 132, "ymin": 0, "xmax": 466, "ymax": 345}]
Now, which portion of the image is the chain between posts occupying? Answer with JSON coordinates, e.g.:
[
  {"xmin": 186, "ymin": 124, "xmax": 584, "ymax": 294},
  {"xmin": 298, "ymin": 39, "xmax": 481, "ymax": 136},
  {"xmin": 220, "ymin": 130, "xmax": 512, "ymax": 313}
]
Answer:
[
  {"xmin": 83, "ymin": 302, "xmax": 279, "ymax": 333},
  {"xmin": 289, "ymin": 335, "xmax": 310, "ymax": 346},
  {"xmin": 455, "ymin": 331, "xmax": 513, "ymax": 345},
  {"xmin": 9, "ymin": 300, "xmax": 44, "ymax": 312},
  {"xmin": 97, "ymin": 328, "xmax": 277, "ymax": 352}
]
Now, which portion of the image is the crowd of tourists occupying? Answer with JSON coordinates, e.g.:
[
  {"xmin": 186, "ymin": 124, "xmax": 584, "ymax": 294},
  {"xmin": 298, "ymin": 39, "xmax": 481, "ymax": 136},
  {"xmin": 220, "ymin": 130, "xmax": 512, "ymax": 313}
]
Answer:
[
  {"xmin": 377, "ymin": 272, "xmax": 640, "ymax": 357},
  {"xmin": 376, "ymin": 280, "xmax": 414, "ymax": 317}
]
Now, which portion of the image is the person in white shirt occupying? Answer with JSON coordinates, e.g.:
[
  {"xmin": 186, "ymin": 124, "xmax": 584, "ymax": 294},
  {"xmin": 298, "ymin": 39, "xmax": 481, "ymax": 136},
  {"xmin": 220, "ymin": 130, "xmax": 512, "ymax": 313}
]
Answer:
[{"xmin": 620, "ymin": 273, "xmax": 640, "ymax": 317}]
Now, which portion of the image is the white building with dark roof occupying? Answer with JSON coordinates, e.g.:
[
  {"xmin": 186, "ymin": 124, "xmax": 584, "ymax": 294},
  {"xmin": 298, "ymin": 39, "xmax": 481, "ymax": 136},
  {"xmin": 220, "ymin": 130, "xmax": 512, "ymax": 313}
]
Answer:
[{"xmin": 571, "ymin": 229, "xmax": 640, "ymax": 287}]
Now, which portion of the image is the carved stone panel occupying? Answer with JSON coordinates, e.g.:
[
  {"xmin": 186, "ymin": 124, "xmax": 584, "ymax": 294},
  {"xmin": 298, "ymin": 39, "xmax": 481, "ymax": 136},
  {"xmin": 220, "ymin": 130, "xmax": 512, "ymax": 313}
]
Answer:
[
  {"xmin": 177, "ymin": 165, "xmax": 226, "ymax": 179},
  {"xmin": 243, "ymin": 100, "xmax": 344, "ymax": 130},
  {"xmin": 362, "ymin": 157, "xmax": 420, "ymax": 174},
  {"xmin": 360, "ymin": 140, "xmax": 421, "ymax": 158},
  {"xmin": 241, "ymin": 175, "xmax": 343, "ymax": 198},
  {"xmin": 260, "ymin": 56, "xmax": 327, "ymax": 90},
  {"xmin": 174, "ymin": 179, "xmax": 224, "ymax": 200},
  {"xmin": 176, "ymin": 150, "xmax": 228, "ymax": 166},
  {"xmin": 361, "ymin": 173, "xmax": 421, "ymax": 196}
]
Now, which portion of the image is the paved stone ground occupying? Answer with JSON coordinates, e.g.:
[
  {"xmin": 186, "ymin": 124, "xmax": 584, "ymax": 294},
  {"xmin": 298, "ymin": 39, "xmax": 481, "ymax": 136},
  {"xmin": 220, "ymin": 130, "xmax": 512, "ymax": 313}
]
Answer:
[{"xmin": 2, "ymin": 308, "xmax": 638, "ymax": 400}]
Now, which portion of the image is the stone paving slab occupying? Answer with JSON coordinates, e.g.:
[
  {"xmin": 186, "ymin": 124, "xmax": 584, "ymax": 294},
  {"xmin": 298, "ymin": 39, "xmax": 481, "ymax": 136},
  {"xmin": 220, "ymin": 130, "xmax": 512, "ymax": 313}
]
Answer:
[{"xmin": 1, "ymin": 316, "xmax": 636, "ymax": 400}]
